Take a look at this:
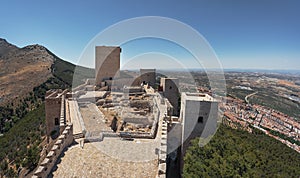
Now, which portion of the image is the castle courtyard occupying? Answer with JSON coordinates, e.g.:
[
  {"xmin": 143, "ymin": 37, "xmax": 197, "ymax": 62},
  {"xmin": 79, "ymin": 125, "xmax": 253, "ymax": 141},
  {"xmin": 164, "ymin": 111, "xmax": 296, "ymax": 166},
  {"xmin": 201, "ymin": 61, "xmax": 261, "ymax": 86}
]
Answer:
[{"xmin": 51, "ymin": 142, "xmax": 158, "ymax": 178}]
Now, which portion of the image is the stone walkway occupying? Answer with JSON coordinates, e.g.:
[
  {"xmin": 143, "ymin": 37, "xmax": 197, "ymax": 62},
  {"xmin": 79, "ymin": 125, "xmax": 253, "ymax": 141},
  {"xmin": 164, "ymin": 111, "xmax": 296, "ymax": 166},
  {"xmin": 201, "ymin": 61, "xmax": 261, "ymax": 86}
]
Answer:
[
  {"xmin": 80, "ymin": 103, "xmax": 112, "ymax": 133},
  {"xmin": 51, "ymin": 143, "xmax": 158, "ymax": 178},
  {"xmin": 92, "ymin": 137, "xmax": 160, "ymax": 162},
  {"xmin": 52, "ymin": 93, "xmax": 168, "ymax": 177},
  {"xmin": 68, "ymin": 100, "xmax": 84, "ymax": 135}
]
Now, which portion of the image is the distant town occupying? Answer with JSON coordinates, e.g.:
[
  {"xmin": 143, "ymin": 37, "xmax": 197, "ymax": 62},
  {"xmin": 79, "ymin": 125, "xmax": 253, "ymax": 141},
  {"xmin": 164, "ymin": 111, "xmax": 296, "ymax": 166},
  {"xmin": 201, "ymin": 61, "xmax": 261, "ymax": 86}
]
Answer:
[
  {"xmin": 195, "ymin": 71, "xmax": 300, "ymax": 153},
  {"xmin": 1, "ymin": 39, "xmax": 300, "ymax": 177},
  {"xmin": 221, "ymin": 95, "xmax": 300, "ymax": 153}
]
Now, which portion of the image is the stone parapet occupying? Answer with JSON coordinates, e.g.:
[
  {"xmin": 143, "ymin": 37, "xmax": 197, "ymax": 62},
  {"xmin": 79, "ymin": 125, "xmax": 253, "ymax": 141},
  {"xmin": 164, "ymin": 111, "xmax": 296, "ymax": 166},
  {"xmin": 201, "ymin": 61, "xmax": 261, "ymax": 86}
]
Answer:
[
  {"xmin": 156, "ymin": 119, "xmax": 168, "ymax": 178},
  {"xmin": 32, "ymin": 124, "xmax": 73, "ymax": 178}
]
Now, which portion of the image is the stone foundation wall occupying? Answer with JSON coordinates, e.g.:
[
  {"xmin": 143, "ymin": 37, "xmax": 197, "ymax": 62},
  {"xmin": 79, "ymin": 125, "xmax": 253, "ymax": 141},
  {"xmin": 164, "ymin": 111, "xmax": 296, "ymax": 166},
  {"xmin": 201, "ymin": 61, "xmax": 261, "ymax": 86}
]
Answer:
[
  {"xmin": 123, "ymin": 115, "xmax": 154, "ymax": 125},
  {"xmin": 129, "ymin": 100, "xmax": 151, "ymax": 109}
]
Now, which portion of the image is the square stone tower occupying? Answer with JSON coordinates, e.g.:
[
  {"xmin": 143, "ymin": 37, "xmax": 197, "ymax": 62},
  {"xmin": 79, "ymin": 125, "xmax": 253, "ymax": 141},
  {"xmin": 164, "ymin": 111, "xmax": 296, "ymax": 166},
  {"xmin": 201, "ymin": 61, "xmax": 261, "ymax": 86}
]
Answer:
[
  {"xmin": 140, "ymin": 69, "xmax": 156, "ymax": 87},
  {"xmin": 95, "ymin": 46, "xmax": 121, "ymax": 86},
  {"xmin": 160, "ymin": 78, "xmax": 179, "ymax": 116},
  {"xmin": 45, "ymin": 91, "xmax": 62, "ymax": 137},
  {"xmin": 180, "ymin": 92, "xmax": 218, "ymax": 172}
]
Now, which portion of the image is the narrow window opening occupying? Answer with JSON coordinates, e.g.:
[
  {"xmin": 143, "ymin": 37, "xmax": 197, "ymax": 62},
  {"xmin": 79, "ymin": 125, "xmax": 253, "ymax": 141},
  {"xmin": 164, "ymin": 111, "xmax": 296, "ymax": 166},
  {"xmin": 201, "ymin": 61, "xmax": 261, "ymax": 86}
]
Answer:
[
  {"xmin": 198, "ymin": 116, "xmax": 203, "ymax": 123},
  {"xmin": 55, "ymin": 118, "xmax": 59, "ymax": 125}
]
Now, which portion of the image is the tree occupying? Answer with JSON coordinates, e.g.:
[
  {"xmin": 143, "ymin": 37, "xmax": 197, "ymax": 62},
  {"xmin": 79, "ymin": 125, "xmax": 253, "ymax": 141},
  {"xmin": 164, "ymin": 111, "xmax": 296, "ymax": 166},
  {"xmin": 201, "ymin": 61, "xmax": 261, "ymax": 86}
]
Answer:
[{"xmin": 183, "ymin": 124, "xmax": 300, "ymax": 177}]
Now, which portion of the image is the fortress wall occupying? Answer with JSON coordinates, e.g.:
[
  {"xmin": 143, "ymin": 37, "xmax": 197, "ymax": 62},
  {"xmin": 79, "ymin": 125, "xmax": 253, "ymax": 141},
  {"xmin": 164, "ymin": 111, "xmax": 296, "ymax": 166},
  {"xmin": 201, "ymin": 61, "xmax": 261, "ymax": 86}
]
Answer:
[
  {"xmin": 59, "ymin": 95, "xmax": 66, "ymax": 133},
  {"xmin": 72, "ymin": 79, "xmax": 95, "ymax": 92},
  {"xmin": 57, "ymin": 89, "xmax": 69, "ymax": 97},
  {"xmin": 72, "ymin": 83, "xmax": 87, "ymax": 92},
  {"xmin": 157, "ymin": 117, "xmax": 168, "ymax": 178},
  {"xmin": 72, "ymin": 79, "xmax": 90, "ymax": 92},
  {"xmin": 33, "ymin": 124, "xmax": 73, "ymax": 178},
  {"xmin": 160, "ymin": 78, "xmax": 179, "ymax": 116},
  {"xmin": 164, "ymin": 98, "xmax": 173, "ymax": 117},
  {"xmin": 157, "ymin": 92, "xmax": 165, "ymax": 105},
  {"xmin": 73, "ymin": 100, "xmax": 86, "ymax": 133},
  {"xmin": 156, "ymin": 94, "xmax": 167, "ymax": 178},
  {"xmin": 112, "ymin": 78, "xmax": 138, "ymax": 90}
]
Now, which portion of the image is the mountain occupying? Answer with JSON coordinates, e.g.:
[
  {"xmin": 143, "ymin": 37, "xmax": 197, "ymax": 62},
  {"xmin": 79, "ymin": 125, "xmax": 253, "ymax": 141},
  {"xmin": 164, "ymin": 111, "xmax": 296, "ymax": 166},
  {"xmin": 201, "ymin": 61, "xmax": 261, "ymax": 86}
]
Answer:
[
  {"xmin": 0, "ymin": 38, "xmax": 19, "ymax": 57},
  {"xmin": 0, "ymin": 38, "xmax": 93, "ymax": 106},
  {"xmin": 0, "ymin": 38, "xmax": 94, "ymax": 177}
]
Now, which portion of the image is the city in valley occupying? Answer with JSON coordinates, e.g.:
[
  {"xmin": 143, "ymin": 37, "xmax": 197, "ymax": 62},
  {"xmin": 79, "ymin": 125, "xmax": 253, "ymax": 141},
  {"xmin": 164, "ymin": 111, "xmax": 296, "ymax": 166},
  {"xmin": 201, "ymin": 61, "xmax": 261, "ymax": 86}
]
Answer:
[{"xmin": 194, "ymin": 71, "xmax": 300, "ymax": 152}]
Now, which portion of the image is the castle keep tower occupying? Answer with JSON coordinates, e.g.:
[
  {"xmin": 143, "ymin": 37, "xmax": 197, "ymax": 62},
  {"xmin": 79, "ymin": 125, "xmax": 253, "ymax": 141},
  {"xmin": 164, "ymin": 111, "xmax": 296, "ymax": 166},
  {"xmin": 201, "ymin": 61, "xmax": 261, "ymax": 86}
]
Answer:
[
  {"xmin": 180, "ymin": 92, "xmax": 218, "ymax": 173},
  {"xmin": 95, "ymin": 46, "xmax": 121, "ymax": 86}
]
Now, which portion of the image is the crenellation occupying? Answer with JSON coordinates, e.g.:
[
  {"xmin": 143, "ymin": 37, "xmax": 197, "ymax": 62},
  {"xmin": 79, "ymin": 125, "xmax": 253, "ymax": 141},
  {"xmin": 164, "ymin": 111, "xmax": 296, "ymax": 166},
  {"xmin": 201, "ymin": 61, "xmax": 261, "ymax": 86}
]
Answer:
[{"xmin": 33, "ymin": 124, "xmax": 73, "ymax": 178}]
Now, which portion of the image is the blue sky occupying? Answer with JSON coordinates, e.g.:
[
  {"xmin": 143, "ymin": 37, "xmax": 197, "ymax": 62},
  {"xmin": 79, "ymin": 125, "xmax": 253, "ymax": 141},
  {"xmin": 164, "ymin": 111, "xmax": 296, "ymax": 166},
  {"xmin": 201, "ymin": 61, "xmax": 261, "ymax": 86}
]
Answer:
[{"xmin": 0, "ymin": 0, "xmax": 299, "ymax": 70}]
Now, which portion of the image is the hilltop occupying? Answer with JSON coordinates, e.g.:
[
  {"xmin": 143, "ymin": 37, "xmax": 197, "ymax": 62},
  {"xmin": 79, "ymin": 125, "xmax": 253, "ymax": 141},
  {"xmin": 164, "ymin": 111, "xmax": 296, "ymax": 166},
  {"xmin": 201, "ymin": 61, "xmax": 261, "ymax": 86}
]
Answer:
[
  {"xmin": 0, "ymin": 38, "xmax": 93, "ymax": 106},
  {"xmin": 0, "ymin": 38, "xmax": 94, "ymax": 177},
  {"xmin": 0, "ymin": 39, "xmax": 52, "ymax": 105},
  {"xmin": 0, "ymin": 38, "xmax": 94, "ymax": 133}
]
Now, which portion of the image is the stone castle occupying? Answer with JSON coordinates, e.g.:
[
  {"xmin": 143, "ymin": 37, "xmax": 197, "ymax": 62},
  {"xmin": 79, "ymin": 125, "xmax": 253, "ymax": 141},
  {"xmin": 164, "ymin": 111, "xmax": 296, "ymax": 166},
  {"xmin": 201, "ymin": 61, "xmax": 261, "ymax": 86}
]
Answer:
[{"xmin": 32, "ymin": 46, "xmax": 218, "ymax": 178}]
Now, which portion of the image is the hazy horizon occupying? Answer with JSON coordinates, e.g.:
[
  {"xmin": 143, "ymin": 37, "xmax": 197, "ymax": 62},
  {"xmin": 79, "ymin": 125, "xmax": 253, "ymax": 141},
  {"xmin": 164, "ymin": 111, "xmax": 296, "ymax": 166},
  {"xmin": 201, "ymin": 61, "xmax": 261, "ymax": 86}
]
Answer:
[{"xmin": 1, "ymin": 0, "xmax": 299, "ymax": 70}]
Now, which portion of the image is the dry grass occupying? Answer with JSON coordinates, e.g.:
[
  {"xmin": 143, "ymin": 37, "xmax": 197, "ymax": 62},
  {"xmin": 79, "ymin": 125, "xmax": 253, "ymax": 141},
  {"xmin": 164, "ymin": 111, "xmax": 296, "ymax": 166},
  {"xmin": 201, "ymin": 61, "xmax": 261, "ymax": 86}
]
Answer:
[{"xmin": 0, "ymin": 45, "xmax": 53, "ymax": 106}]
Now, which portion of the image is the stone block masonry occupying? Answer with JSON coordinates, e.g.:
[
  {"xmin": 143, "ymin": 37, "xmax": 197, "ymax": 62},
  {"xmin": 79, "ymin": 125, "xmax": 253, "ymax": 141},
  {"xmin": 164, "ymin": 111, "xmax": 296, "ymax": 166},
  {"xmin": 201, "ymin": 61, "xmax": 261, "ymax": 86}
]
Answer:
[
  {"xmin": 160, "ymin": 78, "xmax": 179, "ymax": 116},
  {"xmin": 32, "ymin": 124, "xmax": 73, "ymax": 178},
  {"xmin": 95, "ymin": 46, "xmax": 121, "ymax": 86},
  {"xmin": 140, "ymin": 69, "xmax": 156, "ymax": 87}
]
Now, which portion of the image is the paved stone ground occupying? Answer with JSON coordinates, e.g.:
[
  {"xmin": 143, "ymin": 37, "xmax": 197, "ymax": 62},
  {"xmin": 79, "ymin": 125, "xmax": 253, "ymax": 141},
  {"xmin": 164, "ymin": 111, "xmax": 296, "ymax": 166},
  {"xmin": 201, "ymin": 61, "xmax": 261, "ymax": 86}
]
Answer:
[
  {"xmin": 80, "ymin": 103, "xmax": 112, "ymax": 133},
  {"xmin": 68, "ymin": 100, "xmax": 83, "ymax": 135},
  {"xmin": 51, "ymin": 143, "xmax": 158, "ymax": 178},
  {"xmin": 51, "ymin": 94, "xmax": 167, "ymax": 177},
  {"xmin": 92, "ymin": 137, "xmax": 160, "ymax": 162}
]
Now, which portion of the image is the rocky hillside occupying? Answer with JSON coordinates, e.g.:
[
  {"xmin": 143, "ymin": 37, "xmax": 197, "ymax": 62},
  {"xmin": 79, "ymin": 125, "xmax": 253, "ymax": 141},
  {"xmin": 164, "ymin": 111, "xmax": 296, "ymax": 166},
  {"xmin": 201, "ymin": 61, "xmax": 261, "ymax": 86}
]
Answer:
[
  {"xmin": 0, "ymin": 38, "xmax": 94, "ymax": 177},
  {"xmin": 0, "ymin": 39, "xmax": 54, "ymax": 105},
  {"xmin": 0, "ymin": 38, "xmax": 94, "ymax": 106}
]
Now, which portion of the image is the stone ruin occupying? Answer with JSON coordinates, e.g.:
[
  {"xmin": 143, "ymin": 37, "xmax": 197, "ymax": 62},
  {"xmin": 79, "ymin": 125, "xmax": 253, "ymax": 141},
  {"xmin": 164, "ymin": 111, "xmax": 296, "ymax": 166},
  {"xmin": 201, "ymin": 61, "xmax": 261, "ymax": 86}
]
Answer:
[{"xmin": 95, "ymin": 86, "xmax": 160, "ymax": 139}]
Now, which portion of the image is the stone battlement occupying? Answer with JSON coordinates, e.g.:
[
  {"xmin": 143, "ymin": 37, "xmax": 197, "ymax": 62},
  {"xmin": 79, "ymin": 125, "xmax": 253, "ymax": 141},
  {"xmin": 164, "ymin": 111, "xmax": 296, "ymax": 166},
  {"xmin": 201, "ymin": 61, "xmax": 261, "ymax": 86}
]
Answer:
[
  {"xmin": 32, "ymin": 124, "xmax": 73, "ymax": 178},
  {"xmin": 156, "ymin": 117, "xmax": 168, "ymax": 178}
]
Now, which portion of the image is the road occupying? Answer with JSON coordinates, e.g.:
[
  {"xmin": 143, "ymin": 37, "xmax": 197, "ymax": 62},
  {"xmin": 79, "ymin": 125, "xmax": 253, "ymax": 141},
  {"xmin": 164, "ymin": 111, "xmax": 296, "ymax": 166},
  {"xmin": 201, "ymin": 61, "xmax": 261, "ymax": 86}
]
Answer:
[{"xmin": 245, "ymin": 92, "xmax": 258, "ymax": 104}]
